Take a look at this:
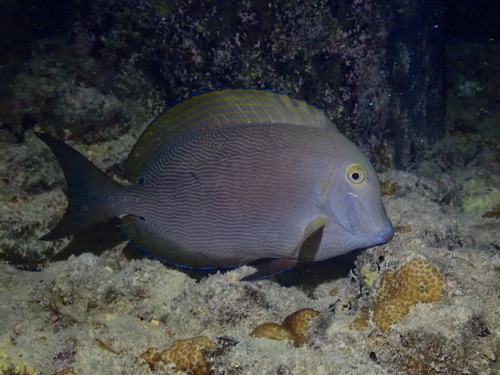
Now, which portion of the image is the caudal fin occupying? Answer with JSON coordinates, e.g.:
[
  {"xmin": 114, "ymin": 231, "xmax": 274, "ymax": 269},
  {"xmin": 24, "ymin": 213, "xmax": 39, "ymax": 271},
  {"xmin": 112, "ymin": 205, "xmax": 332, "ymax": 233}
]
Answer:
[{"xmin": 36, "ymin": 132, "xmax": 124, "ymax": 240}]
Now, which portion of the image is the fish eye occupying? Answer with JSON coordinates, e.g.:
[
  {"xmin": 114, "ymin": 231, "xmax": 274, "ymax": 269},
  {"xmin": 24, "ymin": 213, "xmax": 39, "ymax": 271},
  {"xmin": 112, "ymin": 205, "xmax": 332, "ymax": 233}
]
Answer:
[{"xmin": 347, "ymin": 164, "xmax": 365, "ymax": 184}]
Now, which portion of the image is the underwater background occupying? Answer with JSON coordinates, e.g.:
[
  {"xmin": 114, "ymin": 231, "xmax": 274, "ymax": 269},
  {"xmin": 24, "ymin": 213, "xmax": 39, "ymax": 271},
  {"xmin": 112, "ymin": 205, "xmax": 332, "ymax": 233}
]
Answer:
[{"xmin": 0, "ymin": 0, "xmax": 498, "ymax": 374}]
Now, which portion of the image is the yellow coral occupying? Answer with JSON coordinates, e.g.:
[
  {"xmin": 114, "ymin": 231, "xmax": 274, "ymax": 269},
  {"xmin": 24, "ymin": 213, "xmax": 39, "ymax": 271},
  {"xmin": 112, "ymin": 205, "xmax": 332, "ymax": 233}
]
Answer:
[
  {"xmin": 251, "ymin": 308, "xmax": 320, "ymax": 346},
  {"xmin": 282, "ymin": 308, "xmax": 320, "ymax": 336},
  {"xmin": 360, "ymin": 266, "xmax": 378, "ymax": 288},
  {"xmin": 372, "ymin": 258, "xmax": 445, "ymax": 332},
  {"xmin": 349, "ymin": 308, "xmax": 370, "ymax": 330},
  {"xmin": 0, "ymin": 349, "xmax": 36, "ymax": 375},
  {"xmin": 251, "ymin": 323, "xmax": 296, "ymax": 342},
  {"xmin": 140, "ymin": 336, "xmax": 213, "ymax": 375}
]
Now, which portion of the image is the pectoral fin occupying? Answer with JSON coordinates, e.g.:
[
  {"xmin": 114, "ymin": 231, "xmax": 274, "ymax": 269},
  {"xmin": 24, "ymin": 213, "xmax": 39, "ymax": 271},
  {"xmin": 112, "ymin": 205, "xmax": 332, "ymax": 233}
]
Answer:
[
  {"xmin": 296, "ymin": 215, "xmax": 326, "ymax": 262},
  {"xmin": 241, "ymin": 216, "xmax": 327, "ymax": 281}
]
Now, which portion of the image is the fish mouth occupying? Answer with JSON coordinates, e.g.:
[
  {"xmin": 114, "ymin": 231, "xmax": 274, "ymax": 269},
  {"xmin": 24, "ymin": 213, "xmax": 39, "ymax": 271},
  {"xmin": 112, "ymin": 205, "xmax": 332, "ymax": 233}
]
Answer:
[
  {"xmin": 329, "ymin": 211, "xmax": 394, "ymax": 247},
  {"xmin": 372, "ymin": 224, "xmax": 395, "ymax": 245}
]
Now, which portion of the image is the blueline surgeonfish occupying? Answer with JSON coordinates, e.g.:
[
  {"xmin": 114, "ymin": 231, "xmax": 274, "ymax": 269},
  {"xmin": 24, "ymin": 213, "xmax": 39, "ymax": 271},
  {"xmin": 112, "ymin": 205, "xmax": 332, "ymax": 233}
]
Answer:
[{"xmin": 36, "ymin": 89, "xmax": 394, "ymax": 280}]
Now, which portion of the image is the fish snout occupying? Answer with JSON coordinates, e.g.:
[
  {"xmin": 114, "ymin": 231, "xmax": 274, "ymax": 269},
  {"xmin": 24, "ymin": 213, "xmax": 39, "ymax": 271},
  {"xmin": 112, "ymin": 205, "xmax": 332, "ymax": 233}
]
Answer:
[{"xmin": 374, "ymin": 224, "xmax": 395, "ymax": 245}]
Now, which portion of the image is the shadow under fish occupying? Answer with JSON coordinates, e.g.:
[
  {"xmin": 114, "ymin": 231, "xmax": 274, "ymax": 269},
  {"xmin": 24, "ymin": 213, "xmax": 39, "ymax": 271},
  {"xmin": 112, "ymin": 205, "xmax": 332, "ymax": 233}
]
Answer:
[{"xmin": 36, "ymin": 89, "xmax": 394, "ymax": 281}]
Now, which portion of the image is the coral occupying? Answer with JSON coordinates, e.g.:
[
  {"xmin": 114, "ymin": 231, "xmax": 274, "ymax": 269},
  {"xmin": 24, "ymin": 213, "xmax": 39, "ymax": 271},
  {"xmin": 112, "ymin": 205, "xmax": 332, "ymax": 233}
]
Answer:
[
  {"xmin": 251, "ymin": 323, "xmax": 296, "ymax": 342},
  {"xmin": 394, "ymin": 224, "xmax": 413, "ymax": 234},
  {"xmin": 372, "ymin": 258, "xmax": 445, "ymax": 332},
  {"xmin": 0, "ymin": 349, "xmax": 36, "ymax": 375},
  {"xmin": 282, "ymin": 308, "xmax": 320, "ymax": 336},
  {"xmin": 380, "ymin": 180, "xmax": 396, "ymax": 196},
  {"xmin": 482, "ymin": 204, "xmax": 500, "ymax": 219},
  {"xmin": 251, "ymin": 308, "xmax": 320, "ymax": 347},
  {"xmin": 349, "ymin": 309, "xmax": 370, "ymax": 331},
  {"xmin": 460, "ymin": 176, "xmax": 500, "ymax": 213},
  {"xmin": 328, "ymin": 288, "xmax": 338, "ymax": 296},
  {"xmin": 359, "ymin": 266, "xmax": 378, "ymax": 288},
  {"xmin": 140, "ymin": 336, "xmax": 213, "ymax": 375}
]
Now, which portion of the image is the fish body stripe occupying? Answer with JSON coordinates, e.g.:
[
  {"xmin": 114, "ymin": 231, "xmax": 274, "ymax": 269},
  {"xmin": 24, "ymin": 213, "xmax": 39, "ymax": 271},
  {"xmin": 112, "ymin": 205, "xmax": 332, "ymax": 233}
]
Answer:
[
  {"xmin": 123, "ymin": 124, "xmax": 359, "ymax": 266},
  {"xmin": 125, "ymin": 89, "xmax": 333, "ymax": 182}
]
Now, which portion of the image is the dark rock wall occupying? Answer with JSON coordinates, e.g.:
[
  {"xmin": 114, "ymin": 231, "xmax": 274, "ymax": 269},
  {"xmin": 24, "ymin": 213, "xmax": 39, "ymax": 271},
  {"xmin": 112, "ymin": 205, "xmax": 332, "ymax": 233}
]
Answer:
[
  {"xmin": 384, "ymin": 0, "xmax": 445, "ymax": 169},
  {"xmin": 0, "ymin": 0, "xmax": 446, "ymax": 170}
]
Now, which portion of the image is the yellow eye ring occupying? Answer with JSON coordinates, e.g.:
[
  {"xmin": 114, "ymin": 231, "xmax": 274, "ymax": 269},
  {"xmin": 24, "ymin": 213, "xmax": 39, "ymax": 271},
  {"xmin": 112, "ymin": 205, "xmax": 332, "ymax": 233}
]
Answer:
[{"xmin": 347, "ymin": 164, "xmax": 365, "ymax": 184}]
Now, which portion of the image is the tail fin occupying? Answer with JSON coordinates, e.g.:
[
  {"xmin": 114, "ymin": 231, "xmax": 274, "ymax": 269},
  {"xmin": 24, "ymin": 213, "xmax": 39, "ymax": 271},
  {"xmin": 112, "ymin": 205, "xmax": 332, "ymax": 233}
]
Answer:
[{"xmin": 36, "ymin": 132, "xmax": 124, "ymax": 240}]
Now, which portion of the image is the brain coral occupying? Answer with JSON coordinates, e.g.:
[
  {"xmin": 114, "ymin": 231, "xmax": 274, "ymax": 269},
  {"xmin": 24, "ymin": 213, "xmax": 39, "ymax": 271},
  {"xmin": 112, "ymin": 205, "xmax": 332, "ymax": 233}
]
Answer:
[
  {"xmin": 372, "ymin": 258, "xmax": 445, "ymax": 332},
  {"xmin": 251, "ymin": 308, "xmax": 320, "ymax": 346},
  {"xmin": 140, "ymin": 336, "xmax": 213, "ymax": 375},
  {"xmin": 251, "ymin": 323, "xmax": 296, "ymax": 342}
]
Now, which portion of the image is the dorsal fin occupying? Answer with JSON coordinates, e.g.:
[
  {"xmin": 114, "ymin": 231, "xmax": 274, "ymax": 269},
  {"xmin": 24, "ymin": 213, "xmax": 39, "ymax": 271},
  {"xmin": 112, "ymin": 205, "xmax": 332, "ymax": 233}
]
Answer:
[{"xmin": 125, "ymin": 89, "xmax": 335, "ymax": 182}]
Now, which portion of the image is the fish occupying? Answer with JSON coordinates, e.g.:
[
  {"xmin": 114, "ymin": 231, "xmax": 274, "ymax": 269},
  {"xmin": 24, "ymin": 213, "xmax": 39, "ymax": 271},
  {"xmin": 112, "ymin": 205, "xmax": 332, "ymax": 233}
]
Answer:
[{"xmin": 36, "ymin": 89, "xmax": 394, "ymax": 281}]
